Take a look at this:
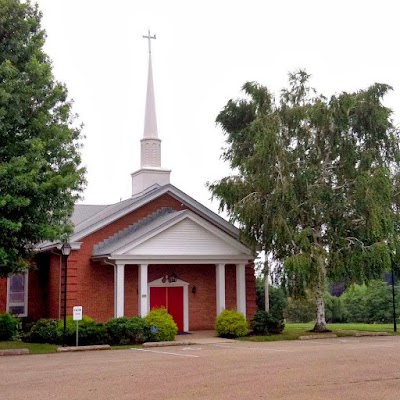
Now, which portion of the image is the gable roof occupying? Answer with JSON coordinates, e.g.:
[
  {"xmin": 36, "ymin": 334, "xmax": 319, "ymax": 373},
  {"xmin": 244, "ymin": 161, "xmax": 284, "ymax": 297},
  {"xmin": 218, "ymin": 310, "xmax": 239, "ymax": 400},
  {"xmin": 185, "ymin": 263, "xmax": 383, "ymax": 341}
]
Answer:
[
  {"xmin": 70, "ymin": 184, "xmax": 240, "ymax": 243},
  {"xmin": 71, "ymin": 204, "xmax": 108, "ymax": 226},
  {"xmin": 92, "ymin": 209, "xmax": 252, "ymax": 260}
]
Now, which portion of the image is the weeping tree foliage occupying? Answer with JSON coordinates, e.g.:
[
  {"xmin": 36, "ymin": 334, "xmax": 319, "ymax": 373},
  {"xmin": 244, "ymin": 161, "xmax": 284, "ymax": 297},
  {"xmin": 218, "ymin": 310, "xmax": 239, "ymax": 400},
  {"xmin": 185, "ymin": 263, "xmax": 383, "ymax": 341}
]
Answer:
[
  {"xmin": 209, "ymin": 71, "xmax": 400, "ymax": 331},
  {"xmin": 0, "ymin": 1, "xmax": 86, "ymax": 276}
]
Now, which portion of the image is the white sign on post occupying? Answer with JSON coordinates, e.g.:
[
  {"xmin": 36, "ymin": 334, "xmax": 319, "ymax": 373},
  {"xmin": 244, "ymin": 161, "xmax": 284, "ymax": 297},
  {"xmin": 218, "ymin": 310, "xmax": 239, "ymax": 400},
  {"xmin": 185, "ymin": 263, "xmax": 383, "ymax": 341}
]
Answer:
[
  {"xmin": 73, "ymin": 306, "xmax": 82, "ymax": 321},
  {"xmin": 73, "ymin": 306, "xmax": 82, "ymax": 347}
]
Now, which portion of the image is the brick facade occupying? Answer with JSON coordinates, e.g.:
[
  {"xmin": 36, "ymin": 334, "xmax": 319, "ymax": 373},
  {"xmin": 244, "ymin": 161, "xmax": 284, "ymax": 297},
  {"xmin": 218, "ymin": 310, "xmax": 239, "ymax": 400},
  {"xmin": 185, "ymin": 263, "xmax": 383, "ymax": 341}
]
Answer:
[{"xmin": 0, "ymin": 193, "xmax": 256, "ymax": 329}]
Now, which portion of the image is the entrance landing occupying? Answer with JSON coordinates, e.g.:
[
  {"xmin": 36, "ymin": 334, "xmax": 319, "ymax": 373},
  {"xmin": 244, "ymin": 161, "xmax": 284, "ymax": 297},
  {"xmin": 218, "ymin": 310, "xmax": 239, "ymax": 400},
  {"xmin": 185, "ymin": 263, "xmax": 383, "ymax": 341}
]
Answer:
[
  {"xmin": 143, "ymin": 330, "xmax": 235, "ymax": 348},
  {"xmin": 175, "ymin": 330, "xmax": 235, "ymax": 345}
]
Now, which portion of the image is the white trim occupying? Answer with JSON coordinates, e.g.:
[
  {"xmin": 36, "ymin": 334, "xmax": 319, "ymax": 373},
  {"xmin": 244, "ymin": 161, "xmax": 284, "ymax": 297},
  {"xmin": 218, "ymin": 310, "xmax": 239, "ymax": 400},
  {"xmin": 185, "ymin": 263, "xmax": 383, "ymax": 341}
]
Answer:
[
  {"xmin": 236, "ymin": 263, "xmax": 246, "ymax": 317},
  {"xmin": 6, "ymin": 272, "xmax": 29, "ymax": 317},
  {"xmin": 96, "ymin": 255, "xmax": 251, "ymax": 265},
  {"xmin": 138, "ymin": 264, "xmax": 148, "ymax": 317},
  {"xmin": 216, "ymin": 264, "xmax": 225, "ymax": 315},
  {"xmin": 148, "ymin": 277, "xmax": 189, "ymax": 332},
  {"xmin": 114, "ymin": 263, "xmax": 125, "ymax": 317}
]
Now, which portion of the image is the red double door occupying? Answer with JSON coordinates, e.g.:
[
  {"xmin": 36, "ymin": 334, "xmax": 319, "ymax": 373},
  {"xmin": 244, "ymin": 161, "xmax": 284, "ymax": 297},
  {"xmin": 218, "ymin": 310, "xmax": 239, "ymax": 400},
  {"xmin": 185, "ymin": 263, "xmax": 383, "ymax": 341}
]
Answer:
[{"xmin": 150, "ymin": 286, "xmax": 184, "ymax": 332}]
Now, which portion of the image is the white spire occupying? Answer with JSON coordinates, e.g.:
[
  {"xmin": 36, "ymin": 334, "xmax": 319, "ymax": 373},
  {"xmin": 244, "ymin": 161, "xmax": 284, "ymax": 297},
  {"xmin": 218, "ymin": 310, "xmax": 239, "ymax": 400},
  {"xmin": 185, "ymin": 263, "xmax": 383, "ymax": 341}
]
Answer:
[
  {"xmin": 143, "ymin": 53, "xmax": 158, "ymax": 139},
  {"xmin": 131, "ymin": 30, "xmax": 171, "ymax": 196}
]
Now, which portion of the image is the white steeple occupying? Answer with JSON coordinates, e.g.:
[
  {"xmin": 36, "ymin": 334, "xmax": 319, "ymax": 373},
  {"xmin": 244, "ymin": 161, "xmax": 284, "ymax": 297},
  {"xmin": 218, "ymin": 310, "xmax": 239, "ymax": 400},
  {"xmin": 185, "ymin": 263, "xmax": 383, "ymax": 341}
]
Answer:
[{"xmin": 131, "ymin": 30, "xmax": 171, "ymax": 196}]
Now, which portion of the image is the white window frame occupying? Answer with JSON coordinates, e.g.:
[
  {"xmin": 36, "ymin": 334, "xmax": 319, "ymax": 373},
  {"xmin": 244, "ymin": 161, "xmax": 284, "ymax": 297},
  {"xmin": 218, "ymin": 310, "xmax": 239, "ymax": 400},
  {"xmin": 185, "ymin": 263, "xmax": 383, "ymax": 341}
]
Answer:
[{"xmin": 6, "ymin": 272, "xmax": 29, "ymax": 317}]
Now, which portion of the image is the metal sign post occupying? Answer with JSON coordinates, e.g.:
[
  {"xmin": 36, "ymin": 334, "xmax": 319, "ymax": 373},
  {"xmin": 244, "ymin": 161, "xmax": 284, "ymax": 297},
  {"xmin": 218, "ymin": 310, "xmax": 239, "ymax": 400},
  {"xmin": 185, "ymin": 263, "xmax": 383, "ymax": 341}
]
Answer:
[{"xmin": 73, "ymin": 306, "xmax": 83, "ymax": 346}]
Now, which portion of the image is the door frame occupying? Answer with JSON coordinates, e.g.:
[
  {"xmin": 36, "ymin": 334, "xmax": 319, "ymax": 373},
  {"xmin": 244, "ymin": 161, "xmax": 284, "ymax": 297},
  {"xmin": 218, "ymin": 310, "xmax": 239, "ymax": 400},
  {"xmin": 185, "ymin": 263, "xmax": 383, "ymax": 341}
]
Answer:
[{"xmin": 148, "ymin": 277, "xmax": 189, "ymax": 332}]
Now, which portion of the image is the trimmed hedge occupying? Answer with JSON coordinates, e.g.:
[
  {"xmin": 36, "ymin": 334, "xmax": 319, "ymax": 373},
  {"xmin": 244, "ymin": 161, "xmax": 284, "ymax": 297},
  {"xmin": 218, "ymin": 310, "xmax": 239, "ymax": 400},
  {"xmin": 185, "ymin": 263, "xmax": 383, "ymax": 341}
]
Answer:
[
  {"xmin": 0, "ymin": 313, "xmax": 19, "ymax": 341},
  {"xmin": 56, "ymin": 316, "xmax": 107, "ymax": 346},
  {"xmin": 251, "ymin": 310, "xmax": 284, "ymax": 335},
  {"xmin": 215, "ymin": 309, "xmax": 248, "ymax": 338},
  {"xmin": 144, "ymin": 308, "xmax": 178, "ymax": 341},
  {"xmin": 22, "ymin": 318, "xmax": 58, "ymax": 343},
  {"xmin": 106, "ymin": 317, "xmax": 151, "ymax": 345}
]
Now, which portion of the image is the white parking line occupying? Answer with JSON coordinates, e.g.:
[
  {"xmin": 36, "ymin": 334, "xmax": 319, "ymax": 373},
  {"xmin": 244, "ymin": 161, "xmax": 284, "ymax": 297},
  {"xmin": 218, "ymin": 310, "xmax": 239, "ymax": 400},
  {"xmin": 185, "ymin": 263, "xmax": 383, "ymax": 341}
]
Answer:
[
  {"xmin": 131, "ymin": 348, "xmax": 199, "ymax": 358},
  {"xmin": 212, "ymin": 344, "xmax": 292, "ymax": 352}
]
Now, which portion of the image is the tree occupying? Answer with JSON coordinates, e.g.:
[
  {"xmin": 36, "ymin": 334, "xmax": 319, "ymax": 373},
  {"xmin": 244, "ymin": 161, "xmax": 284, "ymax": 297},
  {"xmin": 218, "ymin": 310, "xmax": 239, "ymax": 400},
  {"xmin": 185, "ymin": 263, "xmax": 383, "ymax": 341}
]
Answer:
[
  {"xmin": 209, "ymin": 71, "xmax": 400, "ymax": 331},
  {"xmin": 0, "ymin": 1, "xmax": 85, "ymax": 276}
]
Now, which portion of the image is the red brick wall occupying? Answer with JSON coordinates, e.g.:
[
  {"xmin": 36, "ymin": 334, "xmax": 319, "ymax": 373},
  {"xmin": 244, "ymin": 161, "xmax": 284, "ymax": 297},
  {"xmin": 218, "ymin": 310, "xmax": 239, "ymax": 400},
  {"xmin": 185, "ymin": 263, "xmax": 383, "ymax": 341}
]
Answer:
[
  {"xmin": 66, "ymin": 194, "xmax": 187, "ymax": 322},
  {"xmin": 124, "ymin": 265, "xmax": 138, "ymax": 317},
  {"xmin": 148, "ymin": 264, "xmax": 217, "ymax": 330},
  {"xmin": 0, "ymin": 278, "xmax": 6, "ymax": 313},
  {"xmin": 47, "ymin": 255, "xmax": 61, "ymax": 319},
  {"xmin": 23, "ymin": 193, "xmax": 257, "ymax": 329},
  {"xmin": 27, "ymin": 269, "xmax": 47, "ymax": 320},
  {"xmin": 225, "ymin": 264, "xmax": 237, "ymax": 311}
]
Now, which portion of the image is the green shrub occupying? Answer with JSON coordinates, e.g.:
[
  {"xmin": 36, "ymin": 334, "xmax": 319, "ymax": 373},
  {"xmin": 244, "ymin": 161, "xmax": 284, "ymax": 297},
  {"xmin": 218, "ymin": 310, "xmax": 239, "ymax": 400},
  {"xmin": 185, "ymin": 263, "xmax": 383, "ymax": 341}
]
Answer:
[
  {"xmin": 56, "ymin": 316, "xmax": 106, "ymax": 346},
  {"xmin": 256, "ymin": 279, "xmax": 288, "ymax": 318},
  {"xmin": 341, "ymin": 281, "xmax": 400, "ymax": 323},
  {"xmin": 76, "ymin": 321, "xmax": 107, "ymax": 346},
  {"xmin": 324, "ymin": 293, "xmax": 346, "ymax": 323},
  {"xmin": 144, "ymin": 308, "xmax": 177, "ymax": 342},
  {"xmin": 251, "ymin": 310, "xmax": 285, "ymax": 335},
  {"xmin": 22, "ymin": 318, "xmax": 58, "ymax": 344},
  {"xmin": 215, "ymin": 309, "xmax": 248, "ymax": 338},
  {"xmin": 0, "ymin": 313, "xmax": 19, "ymax": 341},
  {"xmin": 285, "ymin": 296, "xmax": 315, "ymax": 323},
  {"xmin": 106, "ymin": 317, "xmax": 151, "ymax": 345}
]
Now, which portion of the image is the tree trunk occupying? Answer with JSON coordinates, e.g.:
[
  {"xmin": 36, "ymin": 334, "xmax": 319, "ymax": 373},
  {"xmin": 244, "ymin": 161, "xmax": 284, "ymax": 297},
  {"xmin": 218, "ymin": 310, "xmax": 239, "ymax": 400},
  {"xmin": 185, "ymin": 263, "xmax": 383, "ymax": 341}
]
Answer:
[
  {"xmin": 264, "ymin": 261, "xmax": 269, "ymax": 312},
  {"xmin": 312, "ymin": 255, "xmax": 328, "ymax": 332}
]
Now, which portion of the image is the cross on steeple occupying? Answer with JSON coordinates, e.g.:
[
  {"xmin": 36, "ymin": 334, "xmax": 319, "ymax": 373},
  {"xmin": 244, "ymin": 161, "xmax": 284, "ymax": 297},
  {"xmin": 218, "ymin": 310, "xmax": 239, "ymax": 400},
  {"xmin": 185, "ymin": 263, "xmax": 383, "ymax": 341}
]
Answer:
[{"xmin": 142, "ymin": 29, "xmax": 156, "ymax": 54}]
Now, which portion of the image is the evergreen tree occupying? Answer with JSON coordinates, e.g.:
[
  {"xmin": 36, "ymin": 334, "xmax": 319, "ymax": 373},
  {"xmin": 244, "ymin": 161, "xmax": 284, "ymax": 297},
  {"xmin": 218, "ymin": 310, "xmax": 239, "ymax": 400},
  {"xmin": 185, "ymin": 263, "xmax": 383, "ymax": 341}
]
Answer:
[
  {"xmin": 0, "ymin": 1, "xmax": 85, "ymax": 276},
  {"xmin": 209, "ymin": 71, "xmax": 400, "ymax": 331}
]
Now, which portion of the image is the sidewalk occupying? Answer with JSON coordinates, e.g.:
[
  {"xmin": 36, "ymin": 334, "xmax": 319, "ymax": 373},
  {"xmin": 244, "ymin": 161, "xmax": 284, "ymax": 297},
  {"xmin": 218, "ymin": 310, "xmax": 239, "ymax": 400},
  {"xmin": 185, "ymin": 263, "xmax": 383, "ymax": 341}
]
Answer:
[
  {"xmin": 176, "ymin": 330, "xmax": 235, "ymax": 344},
  {"xmin": 143, "ymin": 330, "xmax": 235, "ymax": 348}
]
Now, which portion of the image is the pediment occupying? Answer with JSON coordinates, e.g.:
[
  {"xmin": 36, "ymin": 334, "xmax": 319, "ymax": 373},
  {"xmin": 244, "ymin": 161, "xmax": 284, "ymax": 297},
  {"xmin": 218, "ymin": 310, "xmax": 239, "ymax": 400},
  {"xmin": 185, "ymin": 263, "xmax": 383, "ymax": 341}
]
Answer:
[{"xmin": 116, "ymin": 213, "xmax": 251, "ymax": 257}]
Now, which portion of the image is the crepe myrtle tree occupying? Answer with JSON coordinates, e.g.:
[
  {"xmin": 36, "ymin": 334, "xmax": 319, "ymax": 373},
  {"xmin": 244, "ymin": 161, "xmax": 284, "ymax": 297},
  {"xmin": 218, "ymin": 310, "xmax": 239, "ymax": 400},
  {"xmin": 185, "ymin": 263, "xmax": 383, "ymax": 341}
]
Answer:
[
  {"xmin": 0, "ymin": 1, "xmax": 86, "ymax": 276},
  {"xmin": 209, "ymin": 70, "xmax": 400, "ymax": 332}
]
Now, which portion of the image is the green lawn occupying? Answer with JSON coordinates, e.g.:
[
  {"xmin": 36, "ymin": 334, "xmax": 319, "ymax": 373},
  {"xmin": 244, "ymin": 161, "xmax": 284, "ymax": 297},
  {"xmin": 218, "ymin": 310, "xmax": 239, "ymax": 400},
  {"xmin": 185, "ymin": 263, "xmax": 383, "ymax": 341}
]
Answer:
[
  {"xmin": 2, "ymin": 323, "xmax": 398, "ymax": 352},
  {"xmin": 240, "ymin": 322, "xmax": 399, "ymax": 342},
  {"xmin": 0, "ymin": 341, "xmax": 57, "ymax": 354},
  {"xmin": 0, "ymin": 341, "xmax": 141, "ymax": 354}
]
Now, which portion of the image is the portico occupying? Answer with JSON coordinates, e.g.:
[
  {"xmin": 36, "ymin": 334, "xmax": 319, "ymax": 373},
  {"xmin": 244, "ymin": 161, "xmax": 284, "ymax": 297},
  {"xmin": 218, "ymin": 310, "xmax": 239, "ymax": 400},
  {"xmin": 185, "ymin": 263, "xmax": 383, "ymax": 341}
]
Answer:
[{"xmin": 109, "ymin": 260, "xmax": 249, "ymax": 331}]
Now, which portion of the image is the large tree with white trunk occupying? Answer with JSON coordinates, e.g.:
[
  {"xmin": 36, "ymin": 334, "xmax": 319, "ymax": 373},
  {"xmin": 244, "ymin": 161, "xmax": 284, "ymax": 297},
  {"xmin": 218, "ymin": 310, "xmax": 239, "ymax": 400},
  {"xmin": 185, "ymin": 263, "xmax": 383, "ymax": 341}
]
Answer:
[{"xmin": 209, "ymin": 71, "xmax": 400, "ymax": 331}]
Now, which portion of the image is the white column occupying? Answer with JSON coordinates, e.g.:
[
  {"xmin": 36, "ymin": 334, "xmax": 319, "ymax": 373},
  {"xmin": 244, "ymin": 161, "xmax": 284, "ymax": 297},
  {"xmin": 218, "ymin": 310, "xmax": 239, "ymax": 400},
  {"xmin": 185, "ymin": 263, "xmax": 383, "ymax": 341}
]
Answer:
[
  {"xmin": 236, "ymin": 263, "xmax": 246, "ymax": 317},
  {"xmin": 216, "ymin": 263, "xmax": 226, "ymax": 315},
  {"xmin": 114, "ymin": 263, "xmax": 125, "ymax": 318},
  {"xmin": 138, "ymin": 264, "xmax": 148, "ymax": 317}
]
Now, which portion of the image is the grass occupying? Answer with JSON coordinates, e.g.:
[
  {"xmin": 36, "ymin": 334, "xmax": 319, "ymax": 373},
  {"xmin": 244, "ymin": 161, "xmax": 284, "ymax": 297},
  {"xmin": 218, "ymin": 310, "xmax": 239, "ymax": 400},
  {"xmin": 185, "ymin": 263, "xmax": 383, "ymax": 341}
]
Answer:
[
  {"xmin": 239, "ymin": 322, "xmax": 399, "ymax": 342},
  {"xmin": 2, "ymin": 323, "xmax": 398, "ymax": 351},
  {"xmin": 0, "ymin": 341, "xmax": 142, "ymax": 354},
  {"xmin": 0, "ymin": 341, "xmax": 57, "ymax": 354}
]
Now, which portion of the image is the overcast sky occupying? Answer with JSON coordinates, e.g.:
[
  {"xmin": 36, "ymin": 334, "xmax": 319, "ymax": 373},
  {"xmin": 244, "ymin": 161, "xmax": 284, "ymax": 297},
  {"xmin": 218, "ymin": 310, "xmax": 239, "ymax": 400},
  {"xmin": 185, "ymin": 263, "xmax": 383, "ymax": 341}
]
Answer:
[{"xmin": 35, "ymin": 0, "xmax": 400, "ymax": 214}]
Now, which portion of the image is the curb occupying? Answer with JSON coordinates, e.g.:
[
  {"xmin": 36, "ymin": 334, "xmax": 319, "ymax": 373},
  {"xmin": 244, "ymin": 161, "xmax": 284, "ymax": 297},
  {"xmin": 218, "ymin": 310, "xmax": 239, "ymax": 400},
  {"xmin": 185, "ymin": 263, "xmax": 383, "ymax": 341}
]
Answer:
[
  {"xmin": 0, "ymin": 349, "xmax": 30, "ymax": 356},
  {"xmin": 354, "ymin": 332, "xmax": 391, "ymax": 337},
  {"xmin": 299, "ymin": 334, "xmax": 338, "ymax": 340},
  {"xmin": 143, "ymin": 341, "xmax": 196, "ymax": 348},
  {"xmin": 57, "ymin": 345, "xmax": 111, "ymax": 352}
]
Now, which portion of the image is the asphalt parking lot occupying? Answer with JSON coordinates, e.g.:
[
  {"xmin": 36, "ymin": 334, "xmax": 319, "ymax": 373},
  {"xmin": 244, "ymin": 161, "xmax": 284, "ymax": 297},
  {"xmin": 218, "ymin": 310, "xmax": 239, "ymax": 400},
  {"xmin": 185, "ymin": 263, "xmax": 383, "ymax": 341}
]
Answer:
[{"xmin": 2, "ymin": 336, "xmax": 400, "ymax": 400}]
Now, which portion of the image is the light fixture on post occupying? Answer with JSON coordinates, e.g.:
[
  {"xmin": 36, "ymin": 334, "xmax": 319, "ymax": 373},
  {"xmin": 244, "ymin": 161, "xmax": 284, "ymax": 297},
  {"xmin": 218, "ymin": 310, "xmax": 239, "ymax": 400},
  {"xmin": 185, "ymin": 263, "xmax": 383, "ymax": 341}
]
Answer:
[{"xmin": 61, "ymin": 241, "xmax": 72, "ymax": 347}]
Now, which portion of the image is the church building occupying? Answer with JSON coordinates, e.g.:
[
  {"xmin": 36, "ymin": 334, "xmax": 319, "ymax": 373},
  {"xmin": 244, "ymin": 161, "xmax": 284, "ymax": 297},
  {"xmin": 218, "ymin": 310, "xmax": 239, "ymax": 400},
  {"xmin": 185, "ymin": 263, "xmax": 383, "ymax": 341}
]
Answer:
[{"xmin": 0, "ymin": 34, "xmax": 256, "ymax": 331}]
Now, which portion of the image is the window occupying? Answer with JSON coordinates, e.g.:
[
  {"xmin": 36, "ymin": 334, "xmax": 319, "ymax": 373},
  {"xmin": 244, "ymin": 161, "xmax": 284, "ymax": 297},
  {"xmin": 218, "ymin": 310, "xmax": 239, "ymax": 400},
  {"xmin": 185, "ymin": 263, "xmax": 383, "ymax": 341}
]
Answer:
[{"xmin": 7, "ymin": 273, "xmax": 28, "ymax": 317}]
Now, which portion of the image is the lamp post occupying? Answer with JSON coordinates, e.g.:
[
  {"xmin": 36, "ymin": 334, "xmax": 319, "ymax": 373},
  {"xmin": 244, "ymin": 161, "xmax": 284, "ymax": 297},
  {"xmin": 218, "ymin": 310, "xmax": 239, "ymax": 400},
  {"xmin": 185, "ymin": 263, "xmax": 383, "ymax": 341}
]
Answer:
[
  {"xmin": 391, "ymin": 264, "xmax": 397, "ymax": 333},
  {"xmin": 61, "ymin": 242, "xmax": 72, "ymax": 346}
]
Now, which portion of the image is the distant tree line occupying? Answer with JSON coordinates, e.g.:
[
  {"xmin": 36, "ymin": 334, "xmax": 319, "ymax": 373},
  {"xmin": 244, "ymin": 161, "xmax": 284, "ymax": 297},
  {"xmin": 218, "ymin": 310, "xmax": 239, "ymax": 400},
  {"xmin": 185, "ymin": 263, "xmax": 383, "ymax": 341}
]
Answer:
[{"xmin": 257, "ymin": 277, "xmax": 399, "ymax": 324}]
